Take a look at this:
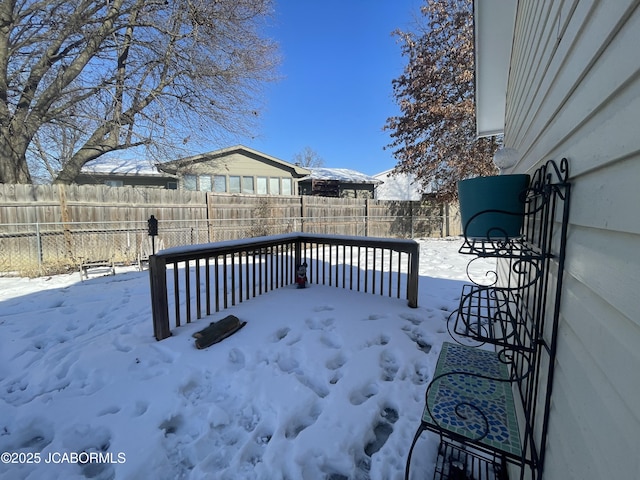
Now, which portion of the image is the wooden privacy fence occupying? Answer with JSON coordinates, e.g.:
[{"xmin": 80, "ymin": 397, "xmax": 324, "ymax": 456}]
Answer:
[
  {"xmin": 149, "ymin": 233, "xmax": 420, "ymax": 340},
  {"xmin": 0, "ymin": 184, "xmax": 209, "ymax": 275},
  {"xmin": 0, "ymin": 184, "xmax": 459, "ymax": 275},
  {"xmin": 207, "ymin": 194, "xmax": 460, "ymax": 241},
  {"xmin": 0, "ymin": 183, "xmax": 207, "ymax": 224}
]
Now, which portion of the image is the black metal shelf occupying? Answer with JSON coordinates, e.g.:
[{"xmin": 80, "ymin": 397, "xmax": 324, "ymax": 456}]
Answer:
[
  {"xmin": 433, "ymin": 439, "xmax": 506, "ymax": 480},
  {"xmin": 458, "ymin": 237, "xmax": 547, "ymax": 260},
  {"xmin": 451, "ymin": 285, "xmax": 536, "ymax": 353},
  {"xmin": 404, "ymin": 158, "xmax": 571, "ymax": 480}
]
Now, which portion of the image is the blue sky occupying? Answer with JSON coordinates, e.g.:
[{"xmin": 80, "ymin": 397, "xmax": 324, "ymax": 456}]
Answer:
[{"xmin": 235, "ymin": 0, "xmax": 423, "ymax": 176}]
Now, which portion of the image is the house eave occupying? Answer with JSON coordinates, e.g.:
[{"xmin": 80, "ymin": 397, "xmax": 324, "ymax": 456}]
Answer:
[
  {"xmin": 474, "ymin": 0, "xmax": 517, "ymax": 138},
  {"xmin": 158, "ymin": 145, "xmax": 312, "ymax": 178}
]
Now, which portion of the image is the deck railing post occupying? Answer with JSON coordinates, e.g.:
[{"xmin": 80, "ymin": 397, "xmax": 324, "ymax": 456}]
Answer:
[
  {"xmin": 149, "ymin": 254, "xmax": 171, "ymax": 340},
  {"xmin": 407, "ymin": 244, "xmax": 420, "ymax": 308}
]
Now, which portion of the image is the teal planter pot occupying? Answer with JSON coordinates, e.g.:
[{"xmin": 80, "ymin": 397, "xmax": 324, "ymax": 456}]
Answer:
[{"xmin": 458, "ymin": 174, "xmax": 531, "ymax": 239}]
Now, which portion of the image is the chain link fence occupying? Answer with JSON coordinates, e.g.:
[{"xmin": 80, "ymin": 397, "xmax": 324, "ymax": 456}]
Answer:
[
  {"xmin": 0, "ymin": 219, "xmax": 211, "ymax": 277},
  {"xmin": 1, "ymin": 212, "xmax": 454, "ymax": 277}
]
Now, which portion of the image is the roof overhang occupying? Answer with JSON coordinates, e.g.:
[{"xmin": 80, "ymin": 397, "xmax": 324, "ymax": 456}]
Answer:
[
  {"xmin": 474, "ymin": 0, "xmax": 517, "ymax": 138},
  {"xmin": 158, "ymin": 145, "xmax": 312, "ymax": 177}
]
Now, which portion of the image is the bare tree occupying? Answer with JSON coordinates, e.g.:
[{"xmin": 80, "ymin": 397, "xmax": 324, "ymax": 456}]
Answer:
[
  {"xmin": 292, "ymin": 146, "xmax": 324, "ymax": 168},
  {"xmin": 0, "ymin": 0, "xmax": 278, "ymax": 184},
  {"xmin": 384, "ymin": 0, "xmax": 499, "ymax": 202}
]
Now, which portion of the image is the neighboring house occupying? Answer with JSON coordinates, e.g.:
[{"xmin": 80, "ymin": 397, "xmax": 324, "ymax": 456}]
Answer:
[
  {"xmin": 298, "ymin": 168, "xmax": 381, "ymax": 198},
  {"xmin": 373, "ymin": 169, "xmax": 423, "ymax": 201},
  {"xmin": 76, "ymin": 158, "xmax": 176, "ymax": 189},
  {"xmin": 475, "ymin": 1, "xmax": 639, "ymax": 479},
  {"xmin": 156, "ymin": 145, "xmax": 310, "ymax": 195}
]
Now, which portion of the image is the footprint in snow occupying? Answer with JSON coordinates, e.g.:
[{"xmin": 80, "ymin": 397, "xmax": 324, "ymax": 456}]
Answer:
[
  {"xmin": 379, "ymin": 349, "xmax": 400, "ymax": 382},
  {"xmin": 325, "ymin": 352, "xmax": 347, "ymax": 371},
  {"xmin": 361, "ymin": 334, "xmax": 389, "ymax": 349},
  {"xmin": 312, "ymin": 305, "xmax": 334, "ymax": 312},
  {"xmin": 228, "ymin": 347, "xmax": 246, "ymax": 370},
  {"xmin": 296, "ymin": 373, "xmax": 330, "ymax": 398},
  {"xmin": 400, "ymin": 312, "xmax": 423, "ymax": 325},
  {"xmin": 62, "ymin": 424, "xmax": 114, "ymax": 479},
  {"xmin": 364, "ymin": 405, "xmax": 399, "ymax": 456},
  {"xmin": 306, "ymin": 316, "xmax": 335, "ymax": 331},
  {"xmin": 284, "ymin": 401, "xmax": 322, "ymax": 439},
  {"xmin": 159, "ymin": 414, "xmax": 184, "ymax": 437},
  {"xmin": 239, "ymin": 421, "xmax": 274, "ymax": 467},
  {"xmin": 349, "ymin": 382, "xmax": 379, "ymax": 406},
  {"xmin": 326, "ymin": 352, "xmax": 347, "ymax": 385},
  {"xmin": 364, "ymin": 313, "xmax": 389, "ymax": 321},
  {"xmin": 132, "ymin": 401, "xmax": 149, "ymax": 417},
  {"xmin": 272, "ymin": 326, "xmax": 302, "ymax": 345},
  {"xmin": 180, "ymin": 377, "xmax": 212, "ymax": 403},
  {"xmin": 97, "ymin": 405, "xmax": 121, "ymax": 416},
  {"xmin": 404, "ymin": 328, "xmax": 432, "ymax": 354},
  {"xmin": 412, "ymin": 361, "xmax": 430, "ymax": 385},
  {"xmin": 272, "ymin": 327, "xmax": 290, "ymax": 342},
  {"xmin": 329, "ymin": 370, "xmax": 343, "ymax": 385},
  {"xmin": 112, "ymin": 336, "xmax": 132, "ymax": 353},
  {"xmin": 239, "ymin": 405, "xmax": 261, "ymax": 433},
  {"xmin": 320, "ymin": 332, "xmax": 342, "ymax": 349},
  {"xmin": 276, "ymin": 352, "xmax": 301, "ymax": 374},
  {"xmin": 0, "ymin": 416, "xmax": 54, "ymax": 453}
]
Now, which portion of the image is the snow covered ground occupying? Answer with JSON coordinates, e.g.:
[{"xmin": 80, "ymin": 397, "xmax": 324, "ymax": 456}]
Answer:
[{"xmin": 0, "ymin": 238, "xmax": 494, "ymax": 480}]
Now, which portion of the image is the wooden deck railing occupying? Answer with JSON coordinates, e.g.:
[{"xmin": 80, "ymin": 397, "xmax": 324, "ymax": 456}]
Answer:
[{"xmin": 149, "ymin": 233, "xmax": 420, "ymax": 340}]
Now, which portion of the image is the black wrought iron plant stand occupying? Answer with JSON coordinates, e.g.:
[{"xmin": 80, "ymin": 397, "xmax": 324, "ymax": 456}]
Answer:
[{"xmin": 405, "ymin": 159, "xmax": 571, "ymax": 480}]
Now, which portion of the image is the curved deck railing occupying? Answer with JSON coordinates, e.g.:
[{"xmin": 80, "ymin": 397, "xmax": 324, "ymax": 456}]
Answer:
[{"xmin": 149, "ymin": 233, "xmax": 420, "ymax": 340}]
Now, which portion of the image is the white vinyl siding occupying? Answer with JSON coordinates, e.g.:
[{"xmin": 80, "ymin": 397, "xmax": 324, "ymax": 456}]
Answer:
[{"xmin": 502, "ymin": 1, "xmax": 640, "ymax": 479}]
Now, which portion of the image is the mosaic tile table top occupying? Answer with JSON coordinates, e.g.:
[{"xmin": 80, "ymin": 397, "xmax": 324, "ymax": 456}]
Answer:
[{"xmin": 422, "ymin": 342, "xmax": 522, "ymax": 458}]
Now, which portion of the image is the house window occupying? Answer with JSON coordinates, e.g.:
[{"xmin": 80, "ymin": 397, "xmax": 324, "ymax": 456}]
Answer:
[
  {"xmin": 257, "ymin": 177, "xmax": 268, "ymax": 195},
  {"xmin": 242, "ymin": 176, "xmax": 255, "ymax": 194},
  {"xmin": 166, "ymin": 181, "xmax": 178, "ymax": 190},
  {"xmin": 184, "ymin": 174, "xmax": 197, "ymax": 191},
  {"xmin": 104, "ymin": 180, "xmax": 123, "ymax": 187},
  {"xmin": 213, "ymin": 175, "xmax": 226, "ymax": 193},
  {"xmin": 199, "ymin": 175, "xmax": 212, "ymax": 192},
  {"xmin": 229, "ymin": 176, "xmax": 241, "ymax": 193},
  {"xmin": 282, "ymin": 178, "xmax": 292, "ymax": 195},
  {"xmin": 269, "ymin": 177, "xmax": 280, "ymax": 195}
]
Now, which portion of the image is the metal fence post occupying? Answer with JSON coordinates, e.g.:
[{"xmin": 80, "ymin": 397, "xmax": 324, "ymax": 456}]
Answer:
[
  {"xmin": 35, "ymin": 222, "xmax": 43, "ymax": 274},
  {"xmin": 365, "ymin": 198, "xmax": 369, "ymax": 237},
  {"xmin": 410, "ymin": 202, "xmax": 414, "ymax": 239}
]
